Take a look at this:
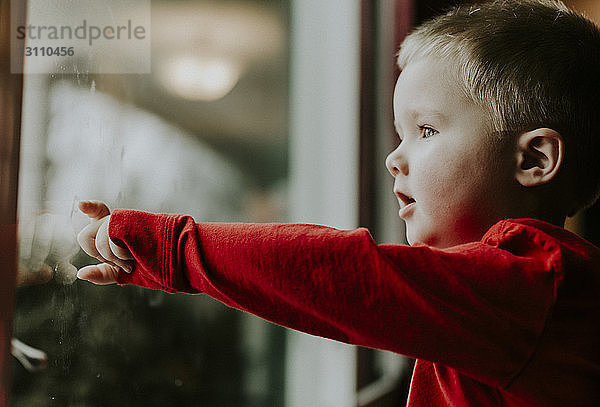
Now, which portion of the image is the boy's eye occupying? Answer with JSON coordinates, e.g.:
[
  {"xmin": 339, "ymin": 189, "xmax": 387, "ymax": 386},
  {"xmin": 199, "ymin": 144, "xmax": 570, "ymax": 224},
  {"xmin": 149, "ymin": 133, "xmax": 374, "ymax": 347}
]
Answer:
[{"xmin": 419, "ymin": 125, "xmax": 438, "ymax": 139}]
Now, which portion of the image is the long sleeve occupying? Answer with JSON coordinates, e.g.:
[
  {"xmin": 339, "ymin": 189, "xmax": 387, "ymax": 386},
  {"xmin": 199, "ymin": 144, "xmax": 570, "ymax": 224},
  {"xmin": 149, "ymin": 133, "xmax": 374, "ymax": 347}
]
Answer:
[{"xmin": 108, "ymin": 209, "xmax": 560, "ymax": 388}]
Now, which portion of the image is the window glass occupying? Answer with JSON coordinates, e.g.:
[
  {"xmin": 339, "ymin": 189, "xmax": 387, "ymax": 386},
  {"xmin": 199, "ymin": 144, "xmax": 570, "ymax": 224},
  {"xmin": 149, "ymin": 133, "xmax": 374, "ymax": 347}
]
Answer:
[{"xmin": 13, "ymin": 1, "xmax": 289, "ymax": 405}]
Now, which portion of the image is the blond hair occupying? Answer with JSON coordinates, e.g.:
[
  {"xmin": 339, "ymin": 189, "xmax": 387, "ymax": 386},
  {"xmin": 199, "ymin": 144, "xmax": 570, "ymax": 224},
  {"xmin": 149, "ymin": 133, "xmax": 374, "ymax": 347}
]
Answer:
[{"xmin": 398, "ymin": 0, "xmax": 600, "ymax": 214}]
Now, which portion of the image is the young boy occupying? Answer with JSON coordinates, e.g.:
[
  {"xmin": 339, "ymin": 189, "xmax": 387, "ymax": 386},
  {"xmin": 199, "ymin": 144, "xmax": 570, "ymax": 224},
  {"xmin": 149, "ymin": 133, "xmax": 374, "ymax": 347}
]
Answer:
[{"xmin": 76, "ymin": 0, "xmax": 600, "ymax": 405}]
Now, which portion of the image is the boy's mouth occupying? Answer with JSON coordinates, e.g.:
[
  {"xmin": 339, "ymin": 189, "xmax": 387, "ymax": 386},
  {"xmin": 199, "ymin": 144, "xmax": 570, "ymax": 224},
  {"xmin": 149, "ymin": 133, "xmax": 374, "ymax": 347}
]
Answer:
[
  {"xmin": 395, "ymin": 190, "xmax": 416, "ymax": 208},
  {"xmin": 395, "ymin": 191, "xmax": 416, "ymax": 219}
]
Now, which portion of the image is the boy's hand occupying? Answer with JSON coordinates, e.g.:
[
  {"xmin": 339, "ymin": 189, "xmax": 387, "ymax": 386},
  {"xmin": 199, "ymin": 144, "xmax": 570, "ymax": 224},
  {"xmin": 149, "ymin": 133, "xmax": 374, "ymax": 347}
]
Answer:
[{"xmin": 77, "ymin": 201, "xmax": 134, "ymax": 285}]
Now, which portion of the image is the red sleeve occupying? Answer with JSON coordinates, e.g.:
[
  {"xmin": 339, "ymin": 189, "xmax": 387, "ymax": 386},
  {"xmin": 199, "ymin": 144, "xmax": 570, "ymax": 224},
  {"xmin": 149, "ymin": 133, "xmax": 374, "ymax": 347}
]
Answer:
[{"xmin": 109, "ymin": 209, "xmax": 559, "ymax": 388}]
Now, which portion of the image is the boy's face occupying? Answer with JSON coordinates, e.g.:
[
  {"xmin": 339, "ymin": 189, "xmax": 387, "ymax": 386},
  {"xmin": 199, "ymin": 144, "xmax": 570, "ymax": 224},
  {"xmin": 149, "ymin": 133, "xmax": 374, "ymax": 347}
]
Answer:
[{"xmin": 386, "ymin": 57, "xmax": 517, "ymax": 248}]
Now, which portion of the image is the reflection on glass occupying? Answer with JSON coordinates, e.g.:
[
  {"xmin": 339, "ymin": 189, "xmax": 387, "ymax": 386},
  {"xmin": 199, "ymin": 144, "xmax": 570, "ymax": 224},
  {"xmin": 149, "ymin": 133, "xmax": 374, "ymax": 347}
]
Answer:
[{"xmin": 13, "ymin": 0, "xmax": 289, "ymax": 405}]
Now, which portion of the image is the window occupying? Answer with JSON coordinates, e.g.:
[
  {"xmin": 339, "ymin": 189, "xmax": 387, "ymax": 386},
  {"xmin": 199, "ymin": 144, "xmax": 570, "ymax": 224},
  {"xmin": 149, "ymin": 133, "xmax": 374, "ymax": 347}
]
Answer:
[{"xmin": 12, "ymin": 1, "xmax": 289, "ymax": 405}]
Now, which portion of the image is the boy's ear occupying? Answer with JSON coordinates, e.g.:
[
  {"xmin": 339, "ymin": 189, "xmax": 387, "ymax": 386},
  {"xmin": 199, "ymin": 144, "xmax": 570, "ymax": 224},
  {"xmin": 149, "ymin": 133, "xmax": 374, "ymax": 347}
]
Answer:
[{"xmin": 514, "ymin": 128, "xmax": 564, "ymax": 187}]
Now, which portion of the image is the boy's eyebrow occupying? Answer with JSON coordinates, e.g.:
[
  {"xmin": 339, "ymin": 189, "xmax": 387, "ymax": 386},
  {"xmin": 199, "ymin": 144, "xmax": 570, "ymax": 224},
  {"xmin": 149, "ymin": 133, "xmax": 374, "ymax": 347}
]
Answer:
[{"xmin": 407, "ymin": 108, "xmax": 448, "ymax": 123}]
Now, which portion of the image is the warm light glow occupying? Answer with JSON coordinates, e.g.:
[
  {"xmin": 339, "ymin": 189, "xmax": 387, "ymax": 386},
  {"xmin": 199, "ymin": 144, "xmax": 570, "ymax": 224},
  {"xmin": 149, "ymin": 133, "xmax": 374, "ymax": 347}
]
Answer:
[{"xmin": 160, "ymin": 56, "xmax": 242, "ymax": 101}]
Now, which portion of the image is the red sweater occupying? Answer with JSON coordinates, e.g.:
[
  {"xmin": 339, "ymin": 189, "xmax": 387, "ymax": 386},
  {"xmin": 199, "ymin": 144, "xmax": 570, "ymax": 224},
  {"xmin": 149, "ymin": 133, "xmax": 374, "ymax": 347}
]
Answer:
[{"xmin": 110, "ymin": 210, "xmax": 600, "ymax": 406}]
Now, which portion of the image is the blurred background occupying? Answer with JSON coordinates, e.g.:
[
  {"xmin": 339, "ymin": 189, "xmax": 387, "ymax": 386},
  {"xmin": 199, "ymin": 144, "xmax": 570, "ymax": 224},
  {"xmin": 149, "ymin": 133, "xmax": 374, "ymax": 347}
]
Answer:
[{"xmin": 6, "ymin": 0, "xmax": 600, "ymax": 406}]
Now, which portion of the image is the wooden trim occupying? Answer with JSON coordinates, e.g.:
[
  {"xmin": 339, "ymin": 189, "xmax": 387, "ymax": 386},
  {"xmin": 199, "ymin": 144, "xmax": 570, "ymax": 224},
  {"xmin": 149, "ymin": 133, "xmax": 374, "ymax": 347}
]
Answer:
[
  {"xmin": 0, "ymin": 0, "xmax": 25, "ymax": 404},
  {"xmin": 358, "ymin": 0, "xmax": 378, "ymax": 231},
  {"xmin": 358, "ymin": 0, "xmax": 414, "ymax": 230}
]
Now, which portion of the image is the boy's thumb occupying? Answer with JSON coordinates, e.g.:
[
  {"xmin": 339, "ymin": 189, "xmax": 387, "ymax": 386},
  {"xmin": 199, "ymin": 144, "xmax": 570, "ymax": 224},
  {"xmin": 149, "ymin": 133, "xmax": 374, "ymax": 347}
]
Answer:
[{"xmin": 78, "ymin": 201, "xmax": 110, "ymax": 220}]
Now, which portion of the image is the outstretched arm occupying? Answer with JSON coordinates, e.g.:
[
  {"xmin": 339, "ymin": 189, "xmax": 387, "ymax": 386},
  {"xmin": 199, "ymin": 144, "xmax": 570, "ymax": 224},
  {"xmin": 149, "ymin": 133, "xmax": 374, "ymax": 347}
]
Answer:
[{"xmin": 77, "ymin": 202, "xmax": 557, "ymax": 387}]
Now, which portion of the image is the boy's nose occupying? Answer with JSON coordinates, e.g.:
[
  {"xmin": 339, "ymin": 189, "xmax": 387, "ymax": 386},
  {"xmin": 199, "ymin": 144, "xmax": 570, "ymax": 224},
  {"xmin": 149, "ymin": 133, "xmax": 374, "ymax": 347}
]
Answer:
[{"xmin": 385, "ymin": 147, "xmax": 408, "ymax": 177}]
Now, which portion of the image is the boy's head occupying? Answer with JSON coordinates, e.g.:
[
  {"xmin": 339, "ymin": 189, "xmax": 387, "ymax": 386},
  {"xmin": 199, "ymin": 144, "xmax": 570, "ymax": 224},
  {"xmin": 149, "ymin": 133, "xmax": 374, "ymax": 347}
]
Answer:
[{"xmin": 386, "ymin": 0, "xmax": 600, "ymax": 248}]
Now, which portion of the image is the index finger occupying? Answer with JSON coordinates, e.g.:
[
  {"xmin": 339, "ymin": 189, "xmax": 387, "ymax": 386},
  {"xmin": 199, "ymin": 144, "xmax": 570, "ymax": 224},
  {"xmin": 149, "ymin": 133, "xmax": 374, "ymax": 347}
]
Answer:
[{"xmin": 77, "ymin": 263, "xmax": 119, "ymax": 285}]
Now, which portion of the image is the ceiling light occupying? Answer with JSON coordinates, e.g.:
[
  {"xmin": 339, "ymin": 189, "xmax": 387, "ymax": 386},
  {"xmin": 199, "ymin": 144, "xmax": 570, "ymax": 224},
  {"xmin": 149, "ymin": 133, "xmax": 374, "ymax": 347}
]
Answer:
[{"xmin": 160, "ymin": 55, "xmax": 241, "ymax": 101}]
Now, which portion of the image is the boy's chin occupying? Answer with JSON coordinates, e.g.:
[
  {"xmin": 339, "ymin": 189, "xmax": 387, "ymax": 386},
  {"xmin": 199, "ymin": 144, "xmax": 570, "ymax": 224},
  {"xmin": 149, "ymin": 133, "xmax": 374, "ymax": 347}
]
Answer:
[{"xmin": 405, "ymin": 229, "xmax": 424, "ymax": 247}]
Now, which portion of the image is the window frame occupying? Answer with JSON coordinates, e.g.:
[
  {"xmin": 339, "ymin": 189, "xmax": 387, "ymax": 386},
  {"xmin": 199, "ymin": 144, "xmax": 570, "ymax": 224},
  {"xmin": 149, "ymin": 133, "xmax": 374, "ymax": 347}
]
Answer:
[{"xmin": 0, "ymin": 0, "xmax": 26, "ymax": 403}]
